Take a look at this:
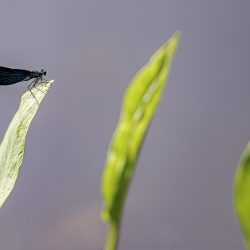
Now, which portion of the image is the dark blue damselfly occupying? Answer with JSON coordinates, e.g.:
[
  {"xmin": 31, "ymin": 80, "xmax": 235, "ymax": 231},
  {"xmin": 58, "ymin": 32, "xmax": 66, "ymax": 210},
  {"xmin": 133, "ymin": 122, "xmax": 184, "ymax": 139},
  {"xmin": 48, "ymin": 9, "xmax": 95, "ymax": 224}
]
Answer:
[{"xmin": 0, "ymin": 66, "xmax": 47, "ymax": 103}]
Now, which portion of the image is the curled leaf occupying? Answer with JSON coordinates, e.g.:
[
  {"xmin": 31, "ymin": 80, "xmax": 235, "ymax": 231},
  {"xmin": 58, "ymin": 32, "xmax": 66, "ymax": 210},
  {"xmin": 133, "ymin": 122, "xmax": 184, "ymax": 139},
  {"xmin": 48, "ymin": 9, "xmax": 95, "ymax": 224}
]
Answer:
[
  {"xmin": 101, "ymin": 32, "xmax": 180, "ymax": 226},
  {"xmin": 0, "ymin": 80, "xmax": 53, "ymax": 207},
  {"xmin": 234, "ymin": 141, "xmax": 250, "ymax": 249}
]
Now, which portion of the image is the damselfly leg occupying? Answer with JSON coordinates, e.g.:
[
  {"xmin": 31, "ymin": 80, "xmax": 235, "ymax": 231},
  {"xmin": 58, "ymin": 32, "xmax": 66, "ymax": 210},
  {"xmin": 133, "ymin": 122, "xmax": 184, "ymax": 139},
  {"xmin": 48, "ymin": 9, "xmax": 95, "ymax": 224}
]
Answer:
[{"xmin": 27, "ymin": 78, "xmax": 47, "ymax": 104}]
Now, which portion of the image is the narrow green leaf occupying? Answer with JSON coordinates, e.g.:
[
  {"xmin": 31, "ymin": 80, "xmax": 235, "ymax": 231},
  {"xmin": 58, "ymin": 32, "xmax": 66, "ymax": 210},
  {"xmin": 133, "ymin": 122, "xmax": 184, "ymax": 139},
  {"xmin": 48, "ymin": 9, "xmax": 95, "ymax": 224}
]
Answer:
[
  {"xmin": 101, "ymin": 32, "xmax": 180, "ymax": 250},
  {"xmin": 234, "ymin": 141, "xmax": 250, "ymax": 249},
  {"xmin": 0, "ymin": 80, "xmax": 53, "ymax": 207}
]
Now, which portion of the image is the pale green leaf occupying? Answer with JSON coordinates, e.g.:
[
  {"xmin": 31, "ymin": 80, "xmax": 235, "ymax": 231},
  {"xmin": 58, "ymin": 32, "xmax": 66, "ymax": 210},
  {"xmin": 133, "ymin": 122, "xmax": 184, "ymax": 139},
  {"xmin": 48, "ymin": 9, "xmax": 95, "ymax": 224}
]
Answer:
[
  {"xmin": 0, "ymin": 80, "xmax": 53, "ymax": 207},
  {"xmin": 234, "ymin": 141, "xmax": 250, "ymax": 250},
  {"xmin": 101, "ymin": 32, "xmax": 180, "ymax": 229}
]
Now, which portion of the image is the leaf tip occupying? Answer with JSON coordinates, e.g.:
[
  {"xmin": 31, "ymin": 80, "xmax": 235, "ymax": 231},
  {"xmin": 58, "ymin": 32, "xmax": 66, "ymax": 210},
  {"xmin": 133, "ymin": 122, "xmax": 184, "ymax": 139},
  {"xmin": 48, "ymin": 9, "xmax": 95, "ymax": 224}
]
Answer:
[
  {"xmin": 167, "ymin": 31, "xmax": 181, "ymax": 48},
  {"xmin": 173, "ymin": 30, "xmax": 182, "ymax": 39}
]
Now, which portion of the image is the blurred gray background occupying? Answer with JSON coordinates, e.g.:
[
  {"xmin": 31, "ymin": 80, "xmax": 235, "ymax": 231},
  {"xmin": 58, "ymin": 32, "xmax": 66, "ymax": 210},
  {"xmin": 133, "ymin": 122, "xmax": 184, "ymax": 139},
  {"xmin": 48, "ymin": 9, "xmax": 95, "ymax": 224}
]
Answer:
[{"xmin": 0, "ymin": 1, "xmax": 249, "ymax": 249}]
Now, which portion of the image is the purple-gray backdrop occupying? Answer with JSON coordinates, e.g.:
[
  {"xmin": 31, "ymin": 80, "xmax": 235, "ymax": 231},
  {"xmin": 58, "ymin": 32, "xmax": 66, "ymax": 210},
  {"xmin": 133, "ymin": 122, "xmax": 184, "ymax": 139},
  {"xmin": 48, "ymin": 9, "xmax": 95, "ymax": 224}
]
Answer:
[{"xmin": 0, "ymin": 1, "xmax": 249, "ymax": 249}]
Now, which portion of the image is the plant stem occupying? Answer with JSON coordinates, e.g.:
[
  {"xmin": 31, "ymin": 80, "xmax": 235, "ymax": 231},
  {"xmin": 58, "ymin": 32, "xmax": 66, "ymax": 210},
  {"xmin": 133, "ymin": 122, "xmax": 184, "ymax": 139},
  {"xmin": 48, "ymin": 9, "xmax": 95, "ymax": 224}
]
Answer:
[{"xmin": 104, "ymin": 222, "xmax": 120, "ymax": 250}]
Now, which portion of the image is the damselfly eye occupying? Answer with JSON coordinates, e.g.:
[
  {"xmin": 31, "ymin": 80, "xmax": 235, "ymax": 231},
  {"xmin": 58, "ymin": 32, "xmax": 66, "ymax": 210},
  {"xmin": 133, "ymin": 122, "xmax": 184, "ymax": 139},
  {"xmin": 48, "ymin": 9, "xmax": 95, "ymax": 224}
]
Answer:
[{"xmin": 43, "ymin": 71, "xmax": 46, "ymax": 76}]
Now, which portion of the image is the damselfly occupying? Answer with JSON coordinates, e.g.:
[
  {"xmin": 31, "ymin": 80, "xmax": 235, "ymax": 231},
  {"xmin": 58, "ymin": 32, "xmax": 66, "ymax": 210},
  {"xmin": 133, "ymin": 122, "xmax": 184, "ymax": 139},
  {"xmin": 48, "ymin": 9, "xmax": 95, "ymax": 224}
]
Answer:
[{"xmin": 0, "ymin": 66, "xmax": 47, "ymax": 103}]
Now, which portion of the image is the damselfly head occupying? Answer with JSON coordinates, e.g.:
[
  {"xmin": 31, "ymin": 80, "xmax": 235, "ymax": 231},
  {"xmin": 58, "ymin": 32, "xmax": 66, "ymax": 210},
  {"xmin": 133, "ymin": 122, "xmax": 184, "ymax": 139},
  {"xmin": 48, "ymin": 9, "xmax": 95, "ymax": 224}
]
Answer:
[{"xmin": 41, "ymin": 69, "xmax": 46, "ymax": 76}]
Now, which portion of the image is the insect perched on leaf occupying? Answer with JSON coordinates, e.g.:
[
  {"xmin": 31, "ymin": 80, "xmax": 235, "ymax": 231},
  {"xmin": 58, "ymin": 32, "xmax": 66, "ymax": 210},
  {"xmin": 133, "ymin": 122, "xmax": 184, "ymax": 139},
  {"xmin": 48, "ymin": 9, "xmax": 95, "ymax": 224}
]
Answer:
[{"xmin": 0, "ymin": 66, "xmax": 47, "ymax": 103}]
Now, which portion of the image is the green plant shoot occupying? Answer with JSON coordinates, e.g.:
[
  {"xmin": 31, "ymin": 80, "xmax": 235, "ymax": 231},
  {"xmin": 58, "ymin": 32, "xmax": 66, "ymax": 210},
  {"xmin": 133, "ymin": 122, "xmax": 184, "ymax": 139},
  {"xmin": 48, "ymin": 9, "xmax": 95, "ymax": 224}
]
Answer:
[
  {"xmin": 234, "ymin": 141, "xmax": 250, "ymax": 250},
  {"xmin": 101, "ymin": 32, "xmax": 180, "ymax": 250},
  {"xmin": 0, "ymin": 81, "xmax": 53, "ymax": 207}
]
